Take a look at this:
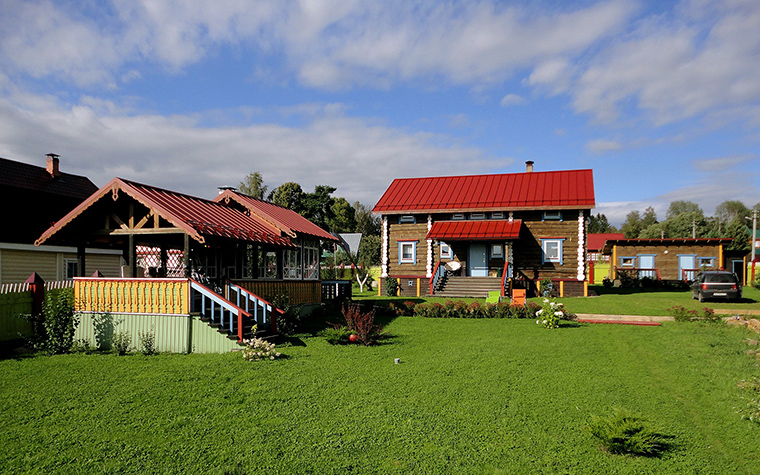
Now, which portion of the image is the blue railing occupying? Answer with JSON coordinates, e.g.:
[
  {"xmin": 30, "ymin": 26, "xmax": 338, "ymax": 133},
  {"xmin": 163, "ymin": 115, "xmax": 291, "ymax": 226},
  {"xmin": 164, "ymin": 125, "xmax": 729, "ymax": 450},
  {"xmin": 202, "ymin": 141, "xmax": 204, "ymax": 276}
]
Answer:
[
  {"xmin": 190, "ymin": 279, "xmax": 251, "ymax": 341},
  {"xmin": 225, "ymin": 281, "xmax": 278, "ymax": 333},
  {"xmin": 429, "ymin": 261, "xmax": 445, "ymax": 295}
]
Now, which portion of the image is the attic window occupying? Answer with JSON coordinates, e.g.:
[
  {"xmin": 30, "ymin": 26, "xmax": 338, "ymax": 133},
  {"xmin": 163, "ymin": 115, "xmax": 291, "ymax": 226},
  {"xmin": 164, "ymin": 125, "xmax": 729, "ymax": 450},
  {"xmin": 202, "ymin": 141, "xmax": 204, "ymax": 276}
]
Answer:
[
  {"xmin": 491, "ymin": 212, "xmax": 504, "ymax": 219},
  {"xmin": 542, "ymin": 210, "xmax": 563, "ymax": 221},
  {"xmin": 470, "ymin": 212, "xmax": 486, "ymax": 220},
  {"xmin": 452, "ymin": 213, "xmax": 465, "ymax": 220},
  {"xmin": 399, "ymin": 215, "xmax": 416, "ymax": 224}
]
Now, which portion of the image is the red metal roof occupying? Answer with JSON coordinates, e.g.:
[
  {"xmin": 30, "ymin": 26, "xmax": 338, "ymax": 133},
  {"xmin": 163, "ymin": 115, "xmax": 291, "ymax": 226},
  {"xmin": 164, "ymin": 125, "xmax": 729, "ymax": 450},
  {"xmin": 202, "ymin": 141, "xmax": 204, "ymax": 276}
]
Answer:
[
  {"xmin": 601, "ymin": 238, "xmax": 734, "ymax": 254},
  {"xmin": 427, "ymin": 219, "xmax": 522, "ymax": 241},
  {"xmin": 587, "ymin": 233, "xmax": 625, "ymax": 251},
  {"xmin": 373, "ymin": 169, "xmax": 595, "ymax": 213},
  {"xmin": 214, "ymin": 190, "xmax": 338, "ymax": 242},
  {"xmin": 36, "ymin": 178, "xmax": 294, "ymax": 247}
]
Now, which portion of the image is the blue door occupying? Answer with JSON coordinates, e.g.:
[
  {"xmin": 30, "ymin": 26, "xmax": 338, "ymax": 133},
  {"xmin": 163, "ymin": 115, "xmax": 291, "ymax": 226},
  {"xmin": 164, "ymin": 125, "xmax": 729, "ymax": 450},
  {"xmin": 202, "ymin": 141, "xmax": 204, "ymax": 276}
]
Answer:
[
  {"xmin": 678, "ymin": 255, "xmax": 696, "ymax": 281},
  {"xmin": 638, "ymin": 255, "xmax": 656, "ymax": 279},
  {"xmin": 469, "ymin": 244, "xmax": 488, "ymax": 277}
]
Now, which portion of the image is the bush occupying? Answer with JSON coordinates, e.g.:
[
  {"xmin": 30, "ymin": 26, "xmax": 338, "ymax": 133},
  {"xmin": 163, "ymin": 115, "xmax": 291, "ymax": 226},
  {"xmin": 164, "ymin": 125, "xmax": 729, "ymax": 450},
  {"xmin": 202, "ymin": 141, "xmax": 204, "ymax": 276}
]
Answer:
[
  {"xmin": 20, "ymin": 288, "xmax": 78, "ymax": 355},
  {"xmin": 112, "ymin": 331, "xmax": 132, "ymax": 355},
  {"xmin": 385, "ymin": 277, "xmax": 398, "ymax": 297},
  {"xmin": 602, "ymin": 277, "xmax": 613, "ymax": 288},
  {"xmin": 588, "ymin": 408, "xmax": 674, "ymax": 456},
  {"xmin": 138, "ymin": 327, "xmax": 158, "ymax": 355},
  {"xmin": 667, "ymin": 305, "xmax": 722, "ymax": 323},
  {"xmin": 241, "ymin": 337, "xmax": 281, "ymax": 361},
  {"xmin": 273, "ymin": 294, "xmax": 303, "ymax": 337},
  {"xmin": 539, "ymin": 278, "xmax": 554, "ymax": 297},
  {"xmin": 319, "ymin": 326, "xmax": 355, "ymax": 345},
  {"xmin": 342, "ymin": 304, "xmax": 387, "ymax": 345},
  {"xmin": 535, "ymin": 298, "xmax": 564, "ymax": 329}
]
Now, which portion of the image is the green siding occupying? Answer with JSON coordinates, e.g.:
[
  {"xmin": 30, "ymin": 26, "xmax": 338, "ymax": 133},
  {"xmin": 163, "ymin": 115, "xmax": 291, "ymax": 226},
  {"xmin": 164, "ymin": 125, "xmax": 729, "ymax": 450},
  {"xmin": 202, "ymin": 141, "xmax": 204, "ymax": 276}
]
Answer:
[
  {"xmin": 75, "ymin": 312, "xmax": 240, "ymax": 354},
  {"xmin": 0, "ymin": 291, "xmax": 32, "ymax": 342}
]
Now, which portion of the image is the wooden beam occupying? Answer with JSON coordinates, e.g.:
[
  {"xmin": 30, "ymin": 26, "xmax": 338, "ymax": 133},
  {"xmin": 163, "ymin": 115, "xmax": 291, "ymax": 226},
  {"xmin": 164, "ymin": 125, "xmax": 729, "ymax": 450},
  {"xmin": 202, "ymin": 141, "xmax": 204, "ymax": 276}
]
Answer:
[
  {"xmin": 134, "ymin": 210, "xmax": 154, "ymax": 229},
  {"xmin": 97, "ymin": 228, "xmax": 186, "ymax": 235},
  {"xmin": 110, "ymin": 213, "xmax": 127, "ymax": 230}
]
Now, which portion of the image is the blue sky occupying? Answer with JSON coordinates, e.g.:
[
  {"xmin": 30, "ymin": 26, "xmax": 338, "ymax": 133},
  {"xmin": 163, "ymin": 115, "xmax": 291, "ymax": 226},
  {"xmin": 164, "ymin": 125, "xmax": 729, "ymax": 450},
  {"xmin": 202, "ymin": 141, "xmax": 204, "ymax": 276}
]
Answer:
[{"xmin": 1, "ymin": 0, "xmax": 759, "ymax": 225}]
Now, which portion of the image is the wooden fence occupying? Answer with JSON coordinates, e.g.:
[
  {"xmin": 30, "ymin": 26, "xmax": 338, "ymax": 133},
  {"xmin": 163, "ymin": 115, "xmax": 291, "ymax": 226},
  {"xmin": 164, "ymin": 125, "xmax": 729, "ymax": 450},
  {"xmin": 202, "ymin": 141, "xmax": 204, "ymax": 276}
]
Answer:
[
  {"xmin": 74, "ymin": 278, "xmax": 189, "ymax": 314},
  {"xmin": 231, "ymin": 280, "xmax": 322, "ymax": 305}
]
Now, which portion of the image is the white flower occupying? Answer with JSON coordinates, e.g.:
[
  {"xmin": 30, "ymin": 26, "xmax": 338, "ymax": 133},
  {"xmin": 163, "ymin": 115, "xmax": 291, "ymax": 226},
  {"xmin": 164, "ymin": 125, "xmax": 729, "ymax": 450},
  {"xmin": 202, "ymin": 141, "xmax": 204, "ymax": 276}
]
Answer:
[
  {"xmin": 536, "ymin": 320, "xmax": 540, "ymax": 324},
  {"xmin": 536, "ymin": 309, "xmax": 543, "ymax": 315},
  {"xmin": 554, "ymin": 311, "xmax": 563, "ymax": 317},
  {"xmin": 543, "ymin": 298, "xmax": 549, "ymax": 303}
]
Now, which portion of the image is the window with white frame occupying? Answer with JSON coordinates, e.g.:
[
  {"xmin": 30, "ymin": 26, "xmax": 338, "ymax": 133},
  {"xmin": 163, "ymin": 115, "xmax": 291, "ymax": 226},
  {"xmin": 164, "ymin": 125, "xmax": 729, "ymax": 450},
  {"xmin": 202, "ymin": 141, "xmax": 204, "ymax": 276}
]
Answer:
[
  {"xmin": 440, "ymin": 242, "xmax": 453, "ymax": 259},
  {"xmin": 540, "ymin": 238, "xmax": 564, "ymax": 265},
  {"xmin": 542, "ymin": 210, "xmax": 563, "ymax": 221},
  {"xmin": 284, "ymin": 248, "xmax": 302, "ymax": 279},
  {"xmin": 452, "ymin": 213, "xmax": 465, "ymax": 220},
  {"xmin": 398, "ymin": 241, "xmax": 417, "ymax": 264},
  {"xmin": 399, "ymin": 215, "xmax": 416, "ymax": 224},
  {"xmin": 619, "ymin": 256, "xmax": 635, "ymax": 267},
  {"xmin": 698, "ymin": 257, "xmax": 715, "ymax": 269},
  {"xmin": 259, "ymin": 250, "xmax": 278, "ymax": 278},
  {"xmin": 304, "ymin": 241, "xmax": 320, "ymax": 279},
  {"xmin": 491, "ymin": 244, "xmax": 504, "ymax": 258},
  {"xmin": 470, "ymin": 212, "xmax": 486, "ymax": 220},
  {"xmin": 65, "ymin": 259, "xmax": 79, "ymax": 280},
  {"xmin": 491, "ymin": 211, "xmax": 504, "ymax": 219}
]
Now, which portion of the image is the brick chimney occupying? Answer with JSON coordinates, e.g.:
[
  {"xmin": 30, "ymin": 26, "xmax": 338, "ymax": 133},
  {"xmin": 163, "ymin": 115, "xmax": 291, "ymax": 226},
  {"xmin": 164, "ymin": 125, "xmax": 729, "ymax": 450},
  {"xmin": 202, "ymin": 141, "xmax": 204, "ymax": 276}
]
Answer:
[
  {"xmin": 46, "ymin": 153, "xmax": 60, "ymax": 178},
  {"xmin": 525, "ymin": 160, "xmax": 534, "ymax": 172}
]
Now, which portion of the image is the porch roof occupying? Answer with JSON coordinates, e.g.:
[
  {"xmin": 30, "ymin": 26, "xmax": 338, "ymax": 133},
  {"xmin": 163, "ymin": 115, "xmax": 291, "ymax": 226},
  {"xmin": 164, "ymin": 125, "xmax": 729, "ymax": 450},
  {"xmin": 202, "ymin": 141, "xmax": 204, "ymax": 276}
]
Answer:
[
  {"xmin": 427, "ymin": 219, "xmax": 522, "ymax": 241},
  {"xmin": 214, "ymin": 190, "xmax": 338, "ymax": 242},
  {"xmin": 373, "ymin": 169, "xmax": 595, "ymax": 214},
  {"xmin": 36, "ymin": 177, "xmax": 295, "ymax": 247}
]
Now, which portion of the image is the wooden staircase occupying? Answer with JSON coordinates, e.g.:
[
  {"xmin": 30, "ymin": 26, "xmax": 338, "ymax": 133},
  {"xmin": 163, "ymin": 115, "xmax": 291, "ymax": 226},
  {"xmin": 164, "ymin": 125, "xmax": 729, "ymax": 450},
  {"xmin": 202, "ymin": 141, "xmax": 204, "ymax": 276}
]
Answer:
[{"xmin": 434, "ymin": 276, "xmax": 503, "ymax": 299}]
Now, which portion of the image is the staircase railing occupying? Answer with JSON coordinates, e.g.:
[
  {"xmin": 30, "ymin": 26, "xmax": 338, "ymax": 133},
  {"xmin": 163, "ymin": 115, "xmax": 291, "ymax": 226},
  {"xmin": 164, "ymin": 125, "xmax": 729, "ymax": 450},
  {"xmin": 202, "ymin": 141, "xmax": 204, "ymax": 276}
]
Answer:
[
  {"xmin": 225, "ymin": 280, "xmax": 280, "ymax": 333},
  {"xmin": 190, "ymin": 279, "xmax": 252, "ymax": 342},
  {"xmin": 501, "ymin": 262, "xmax": 510, "ymax": 297},
  {"xmin": 429, "ymin": 261, "xmax": 445, "ymax": 295}
]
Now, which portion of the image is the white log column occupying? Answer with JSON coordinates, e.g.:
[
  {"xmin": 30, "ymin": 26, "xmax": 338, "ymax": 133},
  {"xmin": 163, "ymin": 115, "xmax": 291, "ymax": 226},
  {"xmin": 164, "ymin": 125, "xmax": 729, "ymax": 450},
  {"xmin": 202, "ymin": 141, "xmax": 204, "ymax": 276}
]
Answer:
[
  {"xmin": 426, "ymin": 214, "xmax": 433, "ymax": 278},
  {"xmin": 577, "ymin": 212, "xmax": 586, "ymax": 281},
  {"xmin": 381, "ymin": 216, "xmax": 389, "ymax": 278}
]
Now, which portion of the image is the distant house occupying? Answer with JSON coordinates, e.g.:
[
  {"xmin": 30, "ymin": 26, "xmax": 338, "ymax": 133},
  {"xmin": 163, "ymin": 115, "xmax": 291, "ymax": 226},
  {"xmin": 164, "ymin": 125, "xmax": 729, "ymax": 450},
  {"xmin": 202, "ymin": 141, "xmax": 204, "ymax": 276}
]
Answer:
[
  {"xmin": 601, "ymin": 238, "xmax": 739, "ymax": 282},
  {"xmin": 0, "ymin": 155, "xmax": 122, "ymax": 284},
  {"xmin": 587, "ymin": 233, "xmax": 625, "ymax": 263},
  {"xmin": 372, "ymin": 162, "xmax": 596, "ymax": 297}
]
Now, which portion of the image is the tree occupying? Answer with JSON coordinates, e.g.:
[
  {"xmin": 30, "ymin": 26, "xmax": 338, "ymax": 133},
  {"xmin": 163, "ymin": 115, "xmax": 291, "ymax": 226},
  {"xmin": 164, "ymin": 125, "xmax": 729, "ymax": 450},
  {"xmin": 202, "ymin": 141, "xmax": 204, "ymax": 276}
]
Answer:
[
  {"xmin": 620, "ymin": 210, "xmax": 642, "ymax": 238},
  {"xmin": 714, "ymin": 200, "xmax": 750, "ymax": 232},
  {"xmin": 302, "ymin": 185, "xmax": 336, "ymax": 230},
  {"xmin": 641, "ymin": 206, "xmax": 658, "ymax": 229},
  {"xmin": 666, "ymin": 200, "xmax": 702, "ymax": 220},
  {"xmin": 358, "ymin": 234, "xmax": 381, "ymax": 266},
  {"xmin": 354, "ymin": 202, "xmax": 381, "ymax": 236},
  {"xmin": 588, "ymin": 213, "xmax": 616, "ymax": 234},
  {"xmin": 238, "ymin": 172, "xmax": 268, "ymax": 200},
  {"xmin": 724, "ymin": 217, "xmax": 750, "ymax": 251},
  {"xmin": 268, "ymin": 182, "xmax": 306, "ymax": 213},
  {"xmin": 329, "ymin": 197, "xmax": 356, "ymax": 233}
]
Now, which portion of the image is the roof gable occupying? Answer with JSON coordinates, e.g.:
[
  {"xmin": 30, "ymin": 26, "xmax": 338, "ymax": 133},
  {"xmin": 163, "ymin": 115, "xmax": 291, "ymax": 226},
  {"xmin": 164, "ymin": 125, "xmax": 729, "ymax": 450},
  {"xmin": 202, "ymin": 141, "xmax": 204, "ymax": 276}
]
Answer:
[
  {"xmin": 373, "ymin": 169, "xmax": 595, "ymax": 213},
  {"xmin": 36, "ymin": 178, "xmax": 293, "ymax": 247},
  {"xmin": 214, "ymin": 190, "xmax": 338, "ymax": 242}
]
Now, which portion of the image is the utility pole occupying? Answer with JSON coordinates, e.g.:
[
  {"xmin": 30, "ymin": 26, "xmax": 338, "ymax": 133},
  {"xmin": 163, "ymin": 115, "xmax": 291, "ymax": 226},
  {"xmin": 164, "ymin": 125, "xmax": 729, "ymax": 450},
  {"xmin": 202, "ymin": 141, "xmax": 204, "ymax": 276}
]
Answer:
[{"xmin": 746, "ymin": 211, "xmax": 757, "ymax": 285}]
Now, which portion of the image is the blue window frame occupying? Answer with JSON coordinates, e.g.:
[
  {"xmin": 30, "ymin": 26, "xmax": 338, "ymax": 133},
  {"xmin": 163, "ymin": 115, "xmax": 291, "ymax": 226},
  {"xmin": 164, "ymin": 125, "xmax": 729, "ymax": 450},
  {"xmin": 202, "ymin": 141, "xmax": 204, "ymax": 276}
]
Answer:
[
  {"xmin": 398, "ymin": 215, "xmax": 416, "ymax": 224},
  {"xmin": 619, "ymin": 256, "xmax": 635, "ymax": 267},
  {"xmin": 398, "ymin": 241, "xmax": 417, "ymax": 264},
  {"xmin": 540, "ymin": 238, "xmax": 565, "ymax": 265},
  {"xmin": 440, "ymin": 242, "xmax": 453, "ymax": 259},
  {"xmin": 698, "ymin": 257, "xmax": 715, "ymax": 269},
  {"xmin": 542, "ymin": 211, "xmax": 563, "ymax": 221}
]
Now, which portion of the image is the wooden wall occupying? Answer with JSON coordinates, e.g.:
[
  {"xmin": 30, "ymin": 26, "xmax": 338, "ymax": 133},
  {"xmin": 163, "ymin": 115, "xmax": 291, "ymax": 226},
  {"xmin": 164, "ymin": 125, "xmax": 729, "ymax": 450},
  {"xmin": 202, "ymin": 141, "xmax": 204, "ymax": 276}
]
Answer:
[
  {"xmin": 610, "ymin": 243, "xmax": 724, "ymax": 280},
  {"xmin": 0, "ymin": 246, "xmax": 123, "ymax": 284}
]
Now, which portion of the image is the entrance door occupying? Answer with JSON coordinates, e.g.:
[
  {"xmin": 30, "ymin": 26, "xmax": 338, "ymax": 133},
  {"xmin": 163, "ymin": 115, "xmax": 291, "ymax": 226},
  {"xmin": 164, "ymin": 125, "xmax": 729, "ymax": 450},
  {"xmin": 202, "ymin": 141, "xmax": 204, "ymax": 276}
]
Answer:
[
  {"xmin": 638, "ymin": 255, "xmax": 655, "ymax": 279},
  {"xmin": 678, "ymin": 255, "xmax": 696, "ymax": 281},
  {"xmin": 732, "ymin": 260, "xmax": 745, "ymax": 283},
  {"xmin": 469, "ymin": 244, "xmax": 488, "ymax": 277}
]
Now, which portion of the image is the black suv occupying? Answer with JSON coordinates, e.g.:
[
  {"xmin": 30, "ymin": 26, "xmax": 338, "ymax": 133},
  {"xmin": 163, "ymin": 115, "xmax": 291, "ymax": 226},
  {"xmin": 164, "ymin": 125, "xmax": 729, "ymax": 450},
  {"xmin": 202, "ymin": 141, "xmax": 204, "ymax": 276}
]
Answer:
[{"xmin": 691, "ymin": 271, "xmax": 742, "ymax": 302}]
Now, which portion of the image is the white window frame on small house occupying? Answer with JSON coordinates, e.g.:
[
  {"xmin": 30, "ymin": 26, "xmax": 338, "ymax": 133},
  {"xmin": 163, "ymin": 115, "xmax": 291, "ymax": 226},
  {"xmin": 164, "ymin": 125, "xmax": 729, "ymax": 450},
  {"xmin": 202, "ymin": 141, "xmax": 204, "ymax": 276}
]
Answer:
[
  {"xmin": 540, "ymin": 238, "xmax": 565, "ymax": 265},
  {"xmin": 542, "ymin": 210, "xmax": 563, "ymax": 221},
  {"xmin": 398, "ymin": 215, "xmax": 416, "ymax": 224},
  {"xmin": 398, "ymin": 241, "xmax": 417, "ymax": 265},
  {"xmin": 440, "ymin": 242, "xmax": 453, "ymax": 259}
]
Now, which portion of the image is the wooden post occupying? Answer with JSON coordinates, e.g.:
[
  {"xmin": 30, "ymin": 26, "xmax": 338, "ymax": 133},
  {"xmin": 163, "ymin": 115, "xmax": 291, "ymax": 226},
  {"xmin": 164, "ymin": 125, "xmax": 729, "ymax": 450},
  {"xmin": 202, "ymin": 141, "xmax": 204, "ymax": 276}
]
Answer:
[
  {"xmin": 129, "ymin": 234, "xmax": 136, "ymax": 278},
  {"xmin": 378, "ymin": 278, "xmax": 382, "ymax": 296},
  {"xmin": 589, "ymin": 261, "xmax": 595, "ymax": 284},
  {"xmin": 416, "ymin": 278, "xmax": 420, "ymax": 297},
  {"xmin": 559, "ymin": 280, "xmax": 564, "ymax": 297},
  {"xmin": 77, "ymin": 245, "xmax": 86, "ymax": 277},
  {"xmin": 26, "ymin": 273, "xmax": 45, "ymax": 317},
  {"xmin": 183, "ymin": 234, "xmax": 190, "ymax": 277}
]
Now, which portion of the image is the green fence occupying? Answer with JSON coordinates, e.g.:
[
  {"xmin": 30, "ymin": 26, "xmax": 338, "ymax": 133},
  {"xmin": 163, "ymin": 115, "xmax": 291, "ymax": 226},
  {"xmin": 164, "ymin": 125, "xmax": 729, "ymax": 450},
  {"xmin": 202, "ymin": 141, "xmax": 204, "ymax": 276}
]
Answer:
[{"xmin": 0, "ymin": 291, "xmax": 32, "ymax": 342}]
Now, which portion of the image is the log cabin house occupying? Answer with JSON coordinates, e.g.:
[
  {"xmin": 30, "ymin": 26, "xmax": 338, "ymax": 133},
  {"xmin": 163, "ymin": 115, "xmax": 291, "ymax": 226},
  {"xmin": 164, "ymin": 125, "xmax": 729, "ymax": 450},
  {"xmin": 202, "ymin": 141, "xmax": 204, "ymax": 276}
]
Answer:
[{"xmin": 372, "ymin": 162, "xmax": 596, "ymax": 298}]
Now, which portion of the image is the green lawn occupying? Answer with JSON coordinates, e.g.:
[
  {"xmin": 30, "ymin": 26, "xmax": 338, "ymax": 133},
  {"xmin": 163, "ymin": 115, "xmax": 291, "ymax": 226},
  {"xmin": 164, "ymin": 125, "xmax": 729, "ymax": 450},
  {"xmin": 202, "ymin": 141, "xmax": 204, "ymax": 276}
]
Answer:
[{"xmin": 2, "ymin": 317, "xmax": 759, "ymax": 474}]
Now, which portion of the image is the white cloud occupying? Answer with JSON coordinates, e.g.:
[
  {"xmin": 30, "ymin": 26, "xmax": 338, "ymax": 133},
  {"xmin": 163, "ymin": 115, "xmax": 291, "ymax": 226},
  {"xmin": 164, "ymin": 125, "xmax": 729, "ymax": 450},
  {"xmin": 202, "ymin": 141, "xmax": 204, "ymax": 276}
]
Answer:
[
  {"xmin": 500, "ymin": 94, "xmax": 525, "ymax": 107},
  {"xmin": 585, "ymin": 139, "xmax": 623, "ymax": 154},
  {"xmin": 0, "ymin": 96, "xmax": 498, "ymax": 205}
]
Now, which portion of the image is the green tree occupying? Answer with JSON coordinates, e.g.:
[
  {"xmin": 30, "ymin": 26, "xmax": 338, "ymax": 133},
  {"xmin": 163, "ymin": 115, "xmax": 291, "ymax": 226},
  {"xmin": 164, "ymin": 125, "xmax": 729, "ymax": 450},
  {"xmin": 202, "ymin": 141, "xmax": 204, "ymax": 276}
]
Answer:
[
  {"xmin": 638, "ymin": 222, "xmax": 668, "ymax": 239},
  {"xmin": 354, "ymin": 201, "xmax": 381, "ymax": 236},
  {"xmin": 303, "ymin": 185, "xmax": 337, "ymax": 230},
  {"xmin": 268, "ymin": 182, "xmax": 306, "ymax": 213},
  {"xmin": 666, "ymin": 200, "xmax": 702, "ymax": 220},
  {"xmin": 714, "ymin": 200, "xmax": 750, "ymax": 233},
  {"xmin": 641, "ymin": 206, "xmax": 658, "ymax": 229},
  {"xmin": 588, "ymin": 213, "xmax": 616, "ymax": 234},
  {"xmin": 238, "ymin": 172, "xmax": 268, "ymax": 200},
  {"xmin": 620, "ymin": 210, "xmax": 642, "ymax": 238},
  {"xmin": 358, "ymin": 234, "xmax": 381, "ymax": 266},
  {"xmin": 724, "ymin": 216, "xmax": 750, "ymax": 251},
  {"xmin": 329, "ymin": 197, "xmax": 357, "ymax": 233}
]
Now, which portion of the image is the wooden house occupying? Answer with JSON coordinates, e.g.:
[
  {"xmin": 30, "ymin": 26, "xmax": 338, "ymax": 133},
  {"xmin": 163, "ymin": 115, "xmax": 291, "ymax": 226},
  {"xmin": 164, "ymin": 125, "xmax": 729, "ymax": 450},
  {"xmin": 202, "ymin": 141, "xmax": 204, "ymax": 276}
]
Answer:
[
  {"xmin": 601, "ymin": 238, "xmax": 738, "ymax": 282},
  {"xmin": 0, "ymin": 154, "xmax": 122, "ymax": 284},
  {"xmin": 34, "ymin": 177, "xmax": 338, "ymax": 352},
  {"xmin": 372, "ymin": 162, "xmax": 596, "ymax": 298},
  {"xmin": 586, "ymin": 233, "xmax": 624, "ymax": 284}
]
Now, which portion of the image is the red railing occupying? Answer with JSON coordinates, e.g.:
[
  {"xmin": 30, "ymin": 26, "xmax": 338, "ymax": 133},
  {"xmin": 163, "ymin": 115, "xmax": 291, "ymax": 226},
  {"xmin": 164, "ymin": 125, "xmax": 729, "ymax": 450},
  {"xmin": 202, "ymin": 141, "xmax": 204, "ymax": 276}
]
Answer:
[
  {"xmin": 429, "ymin": 260, "xmax": 443, "ymax": 295},
  {"xmin": 501, "ymin": 262, "xmax": 510, "ymax": 297}
]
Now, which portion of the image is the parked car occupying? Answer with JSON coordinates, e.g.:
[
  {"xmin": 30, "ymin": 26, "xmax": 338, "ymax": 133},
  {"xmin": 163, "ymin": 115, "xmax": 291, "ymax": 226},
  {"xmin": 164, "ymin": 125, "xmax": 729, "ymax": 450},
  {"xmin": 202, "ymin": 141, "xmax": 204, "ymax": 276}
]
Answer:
[{"xmin": 691, "ymin": 271, "xmax": 742, "ymax": 302}]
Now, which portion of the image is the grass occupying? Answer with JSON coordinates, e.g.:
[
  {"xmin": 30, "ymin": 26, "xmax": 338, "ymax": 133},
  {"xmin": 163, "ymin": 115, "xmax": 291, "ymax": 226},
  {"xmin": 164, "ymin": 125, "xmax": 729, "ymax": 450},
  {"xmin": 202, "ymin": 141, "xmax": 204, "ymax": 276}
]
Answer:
[
  {"xmin": 355, "ymin": 284, "xmax": 760, "ymax": 317},
  {"xmin": 1, "ymin": 316, "xmax": 759, "ymax": 474}
]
